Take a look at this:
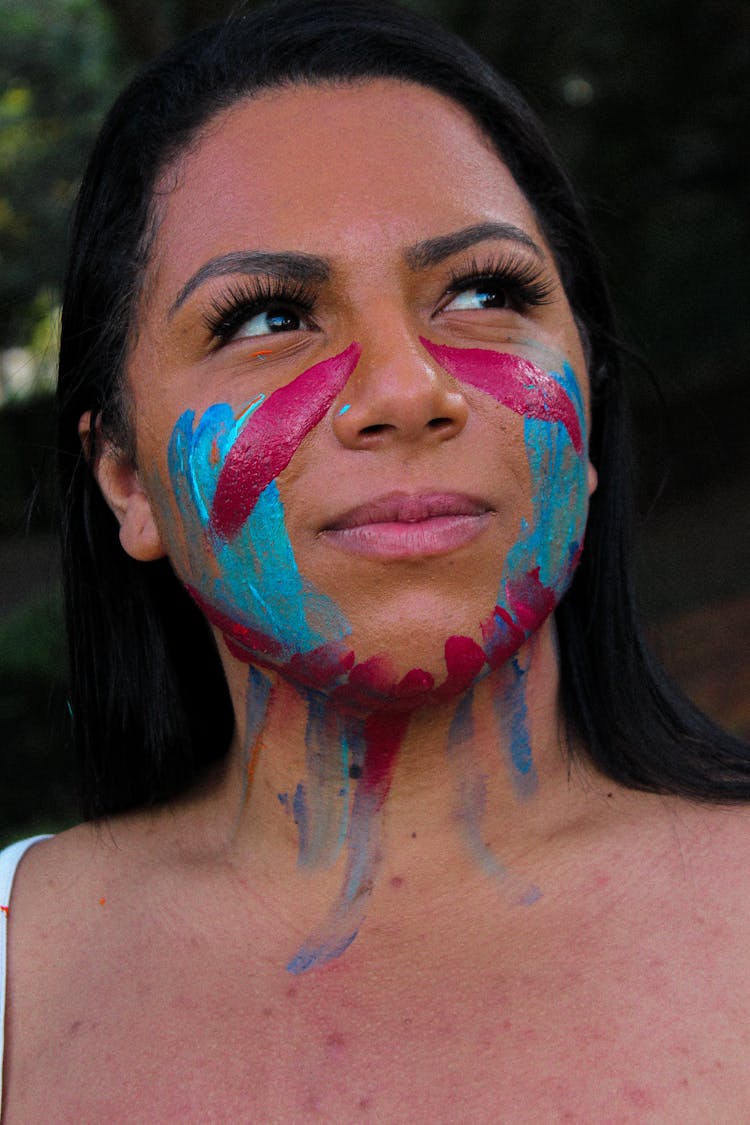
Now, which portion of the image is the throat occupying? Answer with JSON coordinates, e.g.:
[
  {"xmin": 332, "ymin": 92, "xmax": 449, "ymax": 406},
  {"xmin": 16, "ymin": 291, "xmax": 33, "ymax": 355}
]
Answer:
[{"xmin": 217, "ymin": 619, "xmax": 569, "ymax": 974}]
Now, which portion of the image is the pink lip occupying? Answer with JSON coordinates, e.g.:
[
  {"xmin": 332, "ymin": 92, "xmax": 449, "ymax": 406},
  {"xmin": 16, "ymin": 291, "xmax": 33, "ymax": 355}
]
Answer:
[{"xmin": 321, "ymin": 492, "xmax": 492, "ymax": 560}]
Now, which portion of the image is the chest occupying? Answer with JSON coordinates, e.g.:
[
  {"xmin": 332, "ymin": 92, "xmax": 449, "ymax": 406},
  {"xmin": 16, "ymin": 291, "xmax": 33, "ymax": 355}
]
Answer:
[{"xmin": 8, "ymin": 928, "xmax": 750, "ymax": 1124}]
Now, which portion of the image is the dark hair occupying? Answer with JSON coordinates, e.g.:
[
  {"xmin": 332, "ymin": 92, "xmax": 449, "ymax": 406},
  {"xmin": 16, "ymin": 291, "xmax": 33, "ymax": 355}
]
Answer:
[{"xmin": 58, "ymin": 0, "xmax": 750, "ymax": 819}]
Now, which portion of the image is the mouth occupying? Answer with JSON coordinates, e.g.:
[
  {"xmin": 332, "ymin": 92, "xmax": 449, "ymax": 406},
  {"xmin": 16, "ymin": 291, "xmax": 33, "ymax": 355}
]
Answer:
[{"xmin": 320, "ymin": 491, "xmax": 493, "ymax": 560}]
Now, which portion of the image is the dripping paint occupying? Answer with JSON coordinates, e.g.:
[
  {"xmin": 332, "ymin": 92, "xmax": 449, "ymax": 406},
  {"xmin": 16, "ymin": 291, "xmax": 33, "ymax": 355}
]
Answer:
[{"xmin": 162, "ymin": 339, "xmax": 589, "ymax": 972}]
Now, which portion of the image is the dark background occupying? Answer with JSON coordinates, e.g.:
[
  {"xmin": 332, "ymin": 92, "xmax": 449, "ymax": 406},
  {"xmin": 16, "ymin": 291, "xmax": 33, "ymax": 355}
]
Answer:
[{"xmin": 1, "ymin": 0, "xmax": 748, "ymax": 842}]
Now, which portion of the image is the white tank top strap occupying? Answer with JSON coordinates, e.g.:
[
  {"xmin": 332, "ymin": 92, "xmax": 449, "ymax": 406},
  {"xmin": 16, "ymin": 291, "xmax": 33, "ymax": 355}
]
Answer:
[{"xmin": 0, "ymin": 835, "xmax": 53, "ymax": 1113}]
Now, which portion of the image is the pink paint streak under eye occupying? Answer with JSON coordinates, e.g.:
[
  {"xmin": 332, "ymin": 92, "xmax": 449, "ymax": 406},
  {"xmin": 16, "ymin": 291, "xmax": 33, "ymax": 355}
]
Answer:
[
  {"xmin": 420, "ymin": 338, "xmax": 582, "ymax": 454},
  {"xmin": 211, "ymin": 342, "xmax": 361, "ymax": 539}
]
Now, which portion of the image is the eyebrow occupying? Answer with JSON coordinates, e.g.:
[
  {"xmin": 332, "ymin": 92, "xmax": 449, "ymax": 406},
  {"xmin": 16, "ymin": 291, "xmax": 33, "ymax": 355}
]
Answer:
[
  {"xmin": 405, "ymin": 222, "xmax": 544, "ymax": 270},
  {"xmin": 170, "ymin": 222, "xmax": 544, "ymax": 316},
  {"xmin": 169, "ymin": 250, "xmax": 330, "ymax": 316}
]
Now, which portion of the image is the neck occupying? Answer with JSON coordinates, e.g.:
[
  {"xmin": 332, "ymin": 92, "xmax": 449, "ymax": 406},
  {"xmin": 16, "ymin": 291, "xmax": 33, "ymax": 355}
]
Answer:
[{"xmin": 196, "ymin": 618, "xmax": 595, "ymax": 973}]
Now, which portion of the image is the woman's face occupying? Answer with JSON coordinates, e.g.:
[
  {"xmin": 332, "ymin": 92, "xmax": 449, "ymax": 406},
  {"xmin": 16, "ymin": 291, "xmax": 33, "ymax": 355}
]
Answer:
[{"xmin": 117, "ymin": 80, "xmax": 595, "ymax": 702}]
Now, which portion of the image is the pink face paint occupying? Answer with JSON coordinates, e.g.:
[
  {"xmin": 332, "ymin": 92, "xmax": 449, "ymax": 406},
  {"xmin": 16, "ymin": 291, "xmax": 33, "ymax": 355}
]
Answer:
[
  {"xmin": 479, "ymin": 570, "xmax": 557, "ymax": 670},
  {"xmin": 435, "ymin": 635, "xmax": 487, "ymax": 701},
  {"xmin": 419, "ymin": 337, "xmax": 583, "ymax": 454},
  {"xmin": 211, "ymin": 342, "xmax": 361, "ymax": 539},
  {"xmin": 186, "ymin": 583, "xmax": 285, "ymax": 660},
  {"xmin": 361, "ymin": 710, "xmax": 411, "ymax": 803},
  {"xmin": 504, "ymin": 567, "xmax": 557, "ymax": 632}
]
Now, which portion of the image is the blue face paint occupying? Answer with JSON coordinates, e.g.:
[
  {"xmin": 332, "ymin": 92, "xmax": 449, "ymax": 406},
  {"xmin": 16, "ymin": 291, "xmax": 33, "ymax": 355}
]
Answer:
[
  {"xmin": 167, "ymin": 402, "xmax": 351, "ymax": 662},
  {"xmin": 498, "ymin": 360, "xmax": 588, "ymax": 613}
]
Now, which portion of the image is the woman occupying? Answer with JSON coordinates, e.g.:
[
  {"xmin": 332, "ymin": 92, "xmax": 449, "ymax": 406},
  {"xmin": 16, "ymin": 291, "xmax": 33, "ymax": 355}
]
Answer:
[{"xmin": 2, "ymin": 0, "xmax": 749, "ymax": 1118}]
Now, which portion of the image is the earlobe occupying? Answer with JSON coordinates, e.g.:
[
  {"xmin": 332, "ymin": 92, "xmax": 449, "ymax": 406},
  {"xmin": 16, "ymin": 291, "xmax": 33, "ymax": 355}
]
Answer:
[{"xmin": 79, "ymin": 411, "xmax": 166, "ymax": 562}]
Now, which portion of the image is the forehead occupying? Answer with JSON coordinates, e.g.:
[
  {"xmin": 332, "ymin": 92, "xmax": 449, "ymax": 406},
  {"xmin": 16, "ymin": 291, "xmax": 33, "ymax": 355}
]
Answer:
[{"xmin": 150, "ymin": 79, "xmax": 546, "ymax": 284}]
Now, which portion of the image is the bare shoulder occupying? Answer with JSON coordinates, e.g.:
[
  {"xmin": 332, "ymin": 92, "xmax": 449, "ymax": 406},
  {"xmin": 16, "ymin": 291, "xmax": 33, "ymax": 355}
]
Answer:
[
  {"xmin": 4, "ymin": 809, "xmax": 207, "ymax": 1030},
  {"xmin": 5, "ymin": 820, "xmax": 148, "ymax": 1008},
  {"xmin": 7, "ymin": 782, "xmax": 224, "ymax": 911},
  {"xmin": 7, "ymin": 824, "xmax": 114, "ymax": 938},
  {"xmin": 7, "ymin": 816, "xmax": 159, "ymax": 927},
  {"xmin": 594, "ymin": 791, "xmax": 750, "ymax": 990},
  {"xmin": 597, "ymin": 788, "xmax": 750, "ymax": 915},
  {"xmin": 673, "ymin": 799, "xmax": 750, "ymax": 939},
  {"xmin": 660, "ymin": 796, "xmax": 750, "ymax": 893}
]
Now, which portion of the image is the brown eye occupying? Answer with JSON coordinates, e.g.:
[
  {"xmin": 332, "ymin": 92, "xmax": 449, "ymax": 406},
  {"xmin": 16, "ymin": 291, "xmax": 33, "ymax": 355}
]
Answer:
[
  {"xmin": 442, "ymin": 255, "xmax": 555, "ymax": 317},
  {"xmin": 233, "ymin": 305, "xmax": 307, "ymax": 339},
  {"xmin": 204, "ymin": 277, "xmax": 318, "ymax": 345},
  {"xmin": 445, "ymin": 283, "xmax": 511, "ymax": 311}
]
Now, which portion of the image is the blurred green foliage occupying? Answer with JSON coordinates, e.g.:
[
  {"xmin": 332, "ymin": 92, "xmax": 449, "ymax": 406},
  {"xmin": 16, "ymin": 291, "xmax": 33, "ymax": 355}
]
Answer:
[{"xmin": 0, "ymin": 0, "xmax": 131, "ymax": 347}]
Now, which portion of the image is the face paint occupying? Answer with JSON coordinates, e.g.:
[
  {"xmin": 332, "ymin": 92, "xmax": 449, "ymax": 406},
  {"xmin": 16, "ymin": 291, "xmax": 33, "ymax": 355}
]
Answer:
[
  {"xmin": 162, "ymin": 338, "xmax": 590, "ymax": 972},
  {"xmin": 165, "ymin": 338, "xmax": 587, "ymax": 700},
  {"xmin": 421, "ymin": 340, "xmax": 589, "ymax": 671},
  {"xmin": 420, "ymin": 338, "xmax": 583, "ymax": 453},
  {"xmin": 286, "ymin": 707, "xmax": 411, "ymax": 974},
  {"xmin": 166, "ymin": 349, "xmax": 358, "ymax": 664},
  {"xmin": 211, "ymin": 342, "xmax": 361, "ymax": 539}
]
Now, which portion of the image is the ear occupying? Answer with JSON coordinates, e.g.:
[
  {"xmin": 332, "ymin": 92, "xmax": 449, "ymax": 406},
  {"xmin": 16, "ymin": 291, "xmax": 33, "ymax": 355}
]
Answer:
[
  {"xmin": 79, "ymin": 411, "xmax": 166, "ymax": 562},
  {"xmin": 587, "ymin": 460, "xmax": 598, "ymax": 498}
]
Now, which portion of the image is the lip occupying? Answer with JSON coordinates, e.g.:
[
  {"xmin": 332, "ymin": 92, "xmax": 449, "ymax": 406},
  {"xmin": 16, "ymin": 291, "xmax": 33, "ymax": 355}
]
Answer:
[{"xmin": 320, "ymin": 491, "xmax": 492, "ymax": 560}]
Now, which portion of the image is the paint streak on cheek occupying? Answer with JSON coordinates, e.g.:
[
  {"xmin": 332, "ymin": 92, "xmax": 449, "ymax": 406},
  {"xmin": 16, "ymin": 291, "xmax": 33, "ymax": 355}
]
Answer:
[
  {"xmin": 418, "ymin": 338, "xmax": 590, "ymax": 680},
  {"xmin": 166, "ymin": 349, "xmax": 357, "ymax": 663},
  {"xmin": 211, "ymin": 343, "xmax": 361, "ymax": 539},
  {"xmin": 420, "ymin": 337, "xmax": 584, "ymax": 453},
  {"xmin": 420, "ymin": 335, "xmax": 589, "ymax": 598}
]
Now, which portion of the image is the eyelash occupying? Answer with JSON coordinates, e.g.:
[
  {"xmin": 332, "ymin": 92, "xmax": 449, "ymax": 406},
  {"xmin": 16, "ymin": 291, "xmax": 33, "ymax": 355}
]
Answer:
[
  {"xmin": 202, "ymin": 276, "xmax": 317, "ymax": 345},
  {"xmin": 202, "ymin": 251, "xmax": 553, "ymax": 346},
  {"xmin": 444, "ymin": 253, "xmax": 554, "ymax": 312}
]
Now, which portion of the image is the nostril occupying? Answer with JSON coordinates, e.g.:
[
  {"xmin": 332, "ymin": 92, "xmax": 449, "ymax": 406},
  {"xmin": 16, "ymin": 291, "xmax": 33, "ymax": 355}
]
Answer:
[
  {"xmin": 359, "ymin": 422, "xmax": 395, "ymax": 436},
  {"xmin": 427, "ymin": 417, "xmax": 454, "ymax": 430}
]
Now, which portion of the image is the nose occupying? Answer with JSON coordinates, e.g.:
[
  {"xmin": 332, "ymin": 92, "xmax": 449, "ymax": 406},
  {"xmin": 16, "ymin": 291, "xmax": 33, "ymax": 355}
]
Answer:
[{"xmin": 332, "ymin": 334, "xmax": 469, "ymax": 450}]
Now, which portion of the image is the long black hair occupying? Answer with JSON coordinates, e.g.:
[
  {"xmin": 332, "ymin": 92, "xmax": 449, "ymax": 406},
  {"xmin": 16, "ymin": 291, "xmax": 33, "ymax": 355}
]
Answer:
[{"xmin": 57, "ymin": 0, "xmax": 750, "ymax": 819}]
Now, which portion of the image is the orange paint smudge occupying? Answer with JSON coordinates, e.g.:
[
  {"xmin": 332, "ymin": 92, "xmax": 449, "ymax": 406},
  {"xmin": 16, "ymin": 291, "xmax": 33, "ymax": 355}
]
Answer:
[
  {"xmin": 244, "ymin": 683, "xmax": 276, "ymax": 800},
  {"xmin": 236, "ymin": 394, "xmax": 265, "ymax": 425},
  {"xmin": 99, "ymin": 897, "xmax": 106, "ymax": 906},
  {"xmin": 0, "ymin": 904, "xmax": 8, "ymax": 916},
  {"xmin": 252, "ymin": 349, "xmax": 272, "ymax": 358},
  {"xmin": 246, "ymin": 739, "xmax": 262, "ymax": 797},
  {"xmin": 209, "ymin": 437, "xmax": 220, "ymax": 468}
]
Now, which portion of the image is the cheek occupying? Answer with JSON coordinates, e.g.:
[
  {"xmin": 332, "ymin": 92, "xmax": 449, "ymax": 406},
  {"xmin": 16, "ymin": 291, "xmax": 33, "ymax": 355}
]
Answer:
[
  {"xmin": 420, "ymin": 338, "xmax": 584, "ymax": 455},
  {"xmin": 508, "ymin": 410, "xmax": 589, "ymax": 590},
  {"xmin": 422, "ymin": 344, "xmax": 591, "ymax": 664},
  {"xmin": 151, "ymin": 345, "xmax": 363, "ymax": 665},
  {"xmin": 478, "ymin": 433, "xmax": 589, "ymax": 669},
  {"xmin": 418, "ymin": 338, "xmax": 590, "ymax": 590},
  {"xmin": 159, "ymin": 399, "xmax": 351, "ymax": 665}
]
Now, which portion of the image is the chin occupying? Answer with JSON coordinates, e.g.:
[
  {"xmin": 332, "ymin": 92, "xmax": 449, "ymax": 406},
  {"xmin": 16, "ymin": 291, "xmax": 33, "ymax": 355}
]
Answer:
[{"xmin": 226, "ymin": 598, "xmax": 550, "ymax": 716}]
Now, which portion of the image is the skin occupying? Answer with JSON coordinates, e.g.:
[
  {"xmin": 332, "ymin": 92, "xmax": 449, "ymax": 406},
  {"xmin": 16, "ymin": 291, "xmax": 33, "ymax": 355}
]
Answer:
[{"xmin": 5, "ymin": 81, "xmax": 750, "ymax": 1122}]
